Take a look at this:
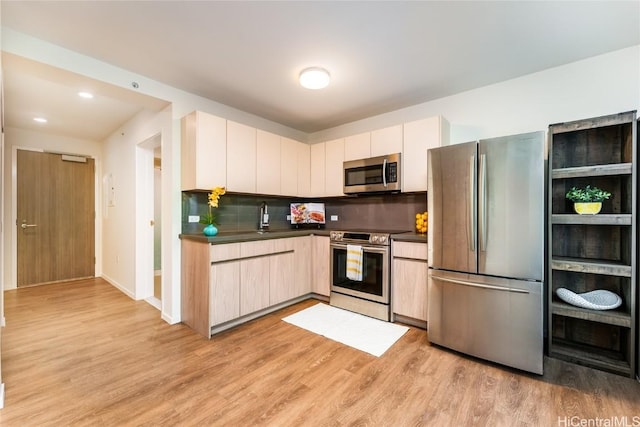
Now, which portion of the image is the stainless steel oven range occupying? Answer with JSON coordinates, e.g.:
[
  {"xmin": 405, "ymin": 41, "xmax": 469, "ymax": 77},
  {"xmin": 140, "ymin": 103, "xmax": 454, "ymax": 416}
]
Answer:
[{"xmin": 329, "ymin": 230, "xmax": 396, "ymax": 321}]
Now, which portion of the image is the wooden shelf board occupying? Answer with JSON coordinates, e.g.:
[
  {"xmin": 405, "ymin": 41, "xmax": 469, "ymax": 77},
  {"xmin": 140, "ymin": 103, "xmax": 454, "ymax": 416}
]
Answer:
[
  {"xmin": 551, "ymin": 214, "xmax": 631, "ymax": 225},
  {"xmin": 552, "ymin": 163, "xmax": 632, "ymax": 179},
  {"xmin": 551, "ymin": 257, "xmax": 632, "ymax": 277},
  {"xmin": 550, "ymin": 111, "xmax": 635, "ymax": 134},
  {"xmin": 551, "ymin": 301, "xmax": 631, "ymax": 327},
  {"xmin": 549, "ymin": 340, "xmax": 631, "ymax": 377}
]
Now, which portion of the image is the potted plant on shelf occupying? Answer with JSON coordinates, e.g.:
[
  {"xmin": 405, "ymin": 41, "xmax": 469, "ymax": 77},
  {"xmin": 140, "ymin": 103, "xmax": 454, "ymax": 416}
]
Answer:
[{"xmin": 565, "ymin": 185, "xmax": 611, "ymax": 215}]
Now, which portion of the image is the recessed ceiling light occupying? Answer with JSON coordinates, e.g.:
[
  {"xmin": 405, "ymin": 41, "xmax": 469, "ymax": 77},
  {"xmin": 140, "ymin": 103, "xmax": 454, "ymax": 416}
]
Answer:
[
  {"xmin": 299, "ymin": 67, "xmax": 331, "ymax": 90},
  {"xmin": 78, "ymin": 91, "xmax": 94, "ymax": 99},
  {"xmin": 33, "ymin": 117, "xmax": 48, "ymax": 123}
]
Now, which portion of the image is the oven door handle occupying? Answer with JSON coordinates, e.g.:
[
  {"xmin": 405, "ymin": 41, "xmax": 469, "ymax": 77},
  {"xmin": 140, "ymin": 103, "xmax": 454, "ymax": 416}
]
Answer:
[{"xmin": 330, "ymin": 242, "xmax": 389, "ymax": 254}]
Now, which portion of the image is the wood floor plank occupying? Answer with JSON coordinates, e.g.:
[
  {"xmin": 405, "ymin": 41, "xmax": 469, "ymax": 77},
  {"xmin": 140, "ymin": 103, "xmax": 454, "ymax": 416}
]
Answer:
[{"xmin": 1, "ymin": 278, "xmax": 639, "ymax": 426}]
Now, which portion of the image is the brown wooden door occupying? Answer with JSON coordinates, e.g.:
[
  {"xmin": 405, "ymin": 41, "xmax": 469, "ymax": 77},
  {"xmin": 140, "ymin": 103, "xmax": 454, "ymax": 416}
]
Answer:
[{"xmin": 17, "ymin": 150, "xmax": 95, "ymax": 287}]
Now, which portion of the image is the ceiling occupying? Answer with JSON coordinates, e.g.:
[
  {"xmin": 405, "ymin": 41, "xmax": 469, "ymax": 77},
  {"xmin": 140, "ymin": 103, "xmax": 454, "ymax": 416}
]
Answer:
[{"xmin": 2, "ymin": 1, "xmax": 639, "ymax": 141}]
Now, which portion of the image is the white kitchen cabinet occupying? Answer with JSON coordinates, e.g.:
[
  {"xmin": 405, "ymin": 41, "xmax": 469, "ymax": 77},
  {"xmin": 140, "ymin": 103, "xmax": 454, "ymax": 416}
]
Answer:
[
  {"xmin": 226, "ymin": 120, "xmax": 257, "ymax": 193},
  {"xmin": 344, "ymin": 132, "xmax": 371, "ymax": 161},
  {"xmin": 296, "ymin": 141, "xmax": 311, "ymax": 197},
  {"xmin": 181, "ymin": 111, "xmax": 227, "ymax": 191},
  {"xmin": 280, "ymin": 137, "xmax": 300, "ymax": 197},
  {"xmin": 311, "ymin": 235, "xmax": 331, "ymax": 296},
  {"xmin": 324, "ymin": 138, "xmax": 345, "ymax": 196},
  {"xmin": 310, "ymin": 142, "xmax": 325, "ymax": 197},
  {"xmin": 392, "ymin": 241, "xmax": 428, "ymax": 326},
  {"xmin": 256, "ymin": 129, "xmax": 281, "ymax": 195},
  {"xmin": 403, "ymin": 116, "xmax": 450, "ymax": 192},
  {"xmin": 371, "ymin": 124, "xmax": 403, "ymax": 157}
]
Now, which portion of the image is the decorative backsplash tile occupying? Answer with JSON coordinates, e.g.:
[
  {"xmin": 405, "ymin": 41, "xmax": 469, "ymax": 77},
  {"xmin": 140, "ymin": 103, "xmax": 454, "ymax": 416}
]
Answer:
[{"xmin": 181, "ymin": 191, "xmax": 427, "ymax": 234}]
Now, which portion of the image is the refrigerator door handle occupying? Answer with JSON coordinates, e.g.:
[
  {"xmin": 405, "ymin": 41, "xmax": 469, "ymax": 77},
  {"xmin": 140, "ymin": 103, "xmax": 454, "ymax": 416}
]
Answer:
[
  {"xmin": 433, "ymin": 276, "xmax": 530, "ymax": 294},
  {"xmin": 468, "ymin": 155, "xmax": 476, "ymax": 252},
  {"xmin": 479, "ymin": 153, "xmax": 487, "ymax": 251}
]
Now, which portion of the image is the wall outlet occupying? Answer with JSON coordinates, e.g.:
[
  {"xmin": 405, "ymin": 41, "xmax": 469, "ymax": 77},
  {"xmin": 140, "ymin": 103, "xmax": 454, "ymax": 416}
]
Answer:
[
  {"xmin": 286, "ymin": 215, "xmax": 291, "ymax": 221},
  {"xmin": 331, "ymin": 215, "xmax": 338, "ymax": 221},
  {"xmin": 188, "ymin": 215, "xmax": 200, "ymax": 223}
]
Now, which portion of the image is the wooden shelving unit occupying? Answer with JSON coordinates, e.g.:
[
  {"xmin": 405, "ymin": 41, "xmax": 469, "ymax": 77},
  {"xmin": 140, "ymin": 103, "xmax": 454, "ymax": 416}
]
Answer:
[{"xmin": 548, "ymin": 110, "xmax": 637, "ymax": 378}]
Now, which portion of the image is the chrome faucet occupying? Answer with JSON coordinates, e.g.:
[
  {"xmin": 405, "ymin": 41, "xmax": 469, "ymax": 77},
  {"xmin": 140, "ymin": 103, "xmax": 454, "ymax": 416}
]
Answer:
[{"xmin": 259, "ymin": 201, "xmax": 270, "ymax": 231}]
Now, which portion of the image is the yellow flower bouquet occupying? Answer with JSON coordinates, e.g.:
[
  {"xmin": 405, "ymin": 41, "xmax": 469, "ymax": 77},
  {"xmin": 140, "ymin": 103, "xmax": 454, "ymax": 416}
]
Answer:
[{"xmin": 200, "ymin": 187, "xmax": 225, "ymax": 236}]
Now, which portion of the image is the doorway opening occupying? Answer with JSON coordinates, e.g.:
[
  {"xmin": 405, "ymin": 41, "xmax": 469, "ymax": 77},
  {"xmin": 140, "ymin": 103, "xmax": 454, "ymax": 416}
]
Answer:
[{"xmin": 136, "ymin": 134, "xmax": 162, "ymax": 311}]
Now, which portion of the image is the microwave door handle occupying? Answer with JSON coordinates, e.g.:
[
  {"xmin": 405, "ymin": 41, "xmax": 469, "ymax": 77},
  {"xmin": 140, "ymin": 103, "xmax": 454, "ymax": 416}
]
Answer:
[{"xmin": 382, "ymin": 158, "xmax": 387, "ymax": 187}]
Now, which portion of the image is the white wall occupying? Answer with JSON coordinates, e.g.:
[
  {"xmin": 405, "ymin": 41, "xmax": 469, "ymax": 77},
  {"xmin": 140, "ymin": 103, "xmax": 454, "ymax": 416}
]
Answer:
[
  {"xmin": 101, "ymin": 107, "xmax": 176, "ymax": 321},
  {"xmin": 309, "ymin": 45, "xmax": 640, "ymax": 144},
  {"xmin": 2, "ymin": 127, "xmax": 103, "ymax": 290}
]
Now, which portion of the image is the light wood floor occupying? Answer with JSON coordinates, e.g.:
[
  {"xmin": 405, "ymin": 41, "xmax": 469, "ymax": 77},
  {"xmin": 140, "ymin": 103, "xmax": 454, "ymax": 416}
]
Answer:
[{"xmin": 1, "ymin": 278, "xmax": 639, "ymax": 426}]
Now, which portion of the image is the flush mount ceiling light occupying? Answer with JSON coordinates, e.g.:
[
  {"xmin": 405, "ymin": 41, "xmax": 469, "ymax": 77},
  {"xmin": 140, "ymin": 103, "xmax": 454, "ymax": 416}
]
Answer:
[
  {"xmin": 33, "ymin": 117, "xmax": 48, "ymax": 123},
  {"xmin": 78, "ymin": 91, "xmax": 94, "ymax": 99},
  {"xmin": 299, "ymin": 67, "xmax": 331, "ymax": 90}
]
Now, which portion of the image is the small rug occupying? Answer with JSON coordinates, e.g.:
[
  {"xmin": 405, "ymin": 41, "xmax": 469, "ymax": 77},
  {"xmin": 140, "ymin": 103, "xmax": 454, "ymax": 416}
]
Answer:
[{"xmin": 282, "ymin": 303, "xmax": 409, "ymax": 357}]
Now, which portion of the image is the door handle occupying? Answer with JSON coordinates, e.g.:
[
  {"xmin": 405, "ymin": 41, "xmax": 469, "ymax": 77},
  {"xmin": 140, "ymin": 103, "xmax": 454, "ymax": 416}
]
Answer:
[
  {"xmin": 479, "ymin": 153, "xmax": 487, "ymax": 251},
  {"xmin": 21, "ymin": 222, "xmax": 37, "ymax": 229},
  {"xmin": 468, "ymin": 155, "xmax": 476, "ymax": 252},
  {"xmin": 433, "ymin": 276, "xmax": 530, "ymax": 294}
]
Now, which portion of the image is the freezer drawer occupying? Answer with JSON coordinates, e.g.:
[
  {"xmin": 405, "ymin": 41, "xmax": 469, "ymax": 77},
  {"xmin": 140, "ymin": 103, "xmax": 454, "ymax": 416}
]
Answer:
[{"xmin": 428, "ymin": 269, "xmax": 543, "ymax": 374}]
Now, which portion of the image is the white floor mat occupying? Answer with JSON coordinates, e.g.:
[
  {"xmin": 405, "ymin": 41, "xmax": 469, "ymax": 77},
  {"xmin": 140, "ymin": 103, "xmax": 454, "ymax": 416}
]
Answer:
[{"xmin": 282, "ymin": 303, "xmax": 409, "ymax": 357}]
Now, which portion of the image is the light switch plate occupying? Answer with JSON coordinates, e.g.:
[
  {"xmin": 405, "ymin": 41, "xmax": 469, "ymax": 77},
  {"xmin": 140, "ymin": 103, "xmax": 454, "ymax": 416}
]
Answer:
[
  {"xmin": 188, "ymin": 215, "xmax": 200, "ymax": 223},
  {"xmin": 331, "ymin": 215, "xmax": 338, "ymax": 221},
  {"xmin": 286, "ymin": 215, "xmax": 291, "ymax": 220}
]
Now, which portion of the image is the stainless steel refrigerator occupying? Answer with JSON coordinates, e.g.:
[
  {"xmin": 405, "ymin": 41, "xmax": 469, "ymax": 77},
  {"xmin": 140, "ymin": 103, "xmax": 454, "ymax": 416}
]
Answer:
[{"xmin": 427, "ymin": 131, "xmax": 545, "ymax": 374}]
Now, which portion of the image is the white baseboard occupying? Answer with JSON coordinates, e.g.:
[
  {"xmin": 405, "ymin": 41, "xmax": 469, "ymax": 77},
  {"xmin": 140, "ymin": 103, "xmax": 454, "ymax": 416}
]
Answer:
[
  {"xmin": 144, "ymin": 296, "xmax": 161, "ymax": 310},
  {"xmin": 0, "ymin": 382, "xmax": 5, "ymax": 408},
  {"xmin": 100, "ymin": 274, "xmax": 135, "ymax": 300},
  {"xmin": 161, "ymin": 312, "xmax": 178, "ymax": 325}
]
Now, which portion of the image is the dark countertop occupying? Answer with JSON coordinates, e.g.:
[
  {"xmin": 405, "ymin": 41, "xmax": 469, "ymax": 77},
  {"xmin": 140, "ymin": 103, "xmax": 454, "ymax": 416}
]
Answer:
[
  {"xmin": 180, "ymin": 228, "xmax": 330, "ymax": 244},
  {"xmin": 180, "ymin": 229, "xmax": 426, "ymax": 244},
  {"xmin": 391, "ymin": 232, "xmax": 427, "ymax": 243}
]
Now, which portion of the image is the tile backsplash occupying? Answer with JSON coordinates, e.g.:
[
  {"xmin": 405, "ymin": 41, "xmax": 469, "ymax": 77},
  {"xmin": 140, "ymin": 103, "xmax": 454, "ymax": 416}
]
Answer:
[{"xmin": 182, "ymin": 191, "xmax": 427, "ymax": 234}]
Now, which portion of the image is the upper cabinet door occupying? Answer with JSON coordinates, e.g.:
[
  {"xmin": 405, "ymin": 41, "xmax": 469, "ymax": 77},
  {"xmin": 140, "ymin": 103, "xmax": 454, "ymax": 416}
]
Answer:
[
  {"xmin": 295, "ymin": 141, "xmax": 311, "ymax": 197},
  {"xmin": 344, "ymin": 132, "xmax": 371, "ymax": 161},
  {"xmin": 403, "ymin": 116, "xmax": 450, "ymax": 192},
  {"xmin": 227, "ymin": 120, "xmax": 257, "ymax": 193},
  {"xmin": 310, "ymin": 142, "xmax": 326, "ymax": 197},
  {"xmin": 371, "ymin": 124, "xmax": 403, "ymax": 157},
  {"xmin": 181, "ymin": 111, "xmax": 227, "ymax": 190},
  {"xmin": 256, "ymin": 130, "xmax": 281, "ymax": 195},
  {"xmin": 280, "ymin": 137, "xmax": 299, "ymax": 197},
  {"xmin": 325, "ymin": 138, "xmax": 345, "ymax": 196}
]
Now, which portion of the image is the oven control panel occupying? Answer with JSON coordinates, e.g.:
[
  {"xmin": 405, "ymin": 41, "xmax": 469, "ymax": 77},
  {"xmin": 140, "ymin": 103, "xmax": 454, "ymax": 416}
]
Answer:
[{"xmin": 330, "ymin": 231, "xmax": 390, "ymax": 246}]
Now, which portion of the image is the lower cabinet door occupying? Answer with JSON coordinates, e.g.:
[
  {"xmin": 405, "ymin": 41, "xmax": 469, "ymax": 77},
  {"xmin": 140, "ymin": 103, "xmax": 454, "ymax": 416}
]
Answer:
[
  {"xmin": 210, "ymin": 261, "xmax": 240, "ymax": 325},
  {"xmin": 269, "ymin": 252, "xmax": 296, "ymax": 305},
  {"xmin": 240, "ymin": 257, "xmax": 270, "ymax": 315},
  {"xmin": 392, "ymin": 257, "xmax": 428, "ymax": 321}
]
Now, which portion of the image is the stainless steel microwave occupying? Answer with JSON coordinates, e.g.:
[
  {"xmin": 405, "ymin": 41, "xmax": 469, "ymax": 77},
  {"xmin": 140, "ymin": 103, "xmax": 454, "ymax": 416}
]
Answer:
[{"xmin": 343, "ymin": 153, "xmax": 401, "ymax": 194}]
